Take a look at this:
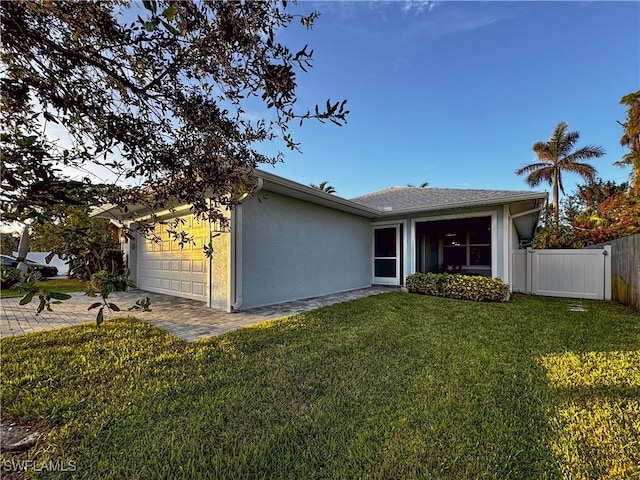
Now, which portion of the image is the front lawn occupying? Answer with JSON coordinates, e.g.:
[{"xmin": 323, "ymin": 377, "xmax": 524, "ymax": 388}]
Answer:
[
  {"xmin": 0, "ymin": 278, "xmax": 86, "ymax": 298},
  {"xmin": 1, "ymin": 293, "xmax": 638, "ymax": 479}
]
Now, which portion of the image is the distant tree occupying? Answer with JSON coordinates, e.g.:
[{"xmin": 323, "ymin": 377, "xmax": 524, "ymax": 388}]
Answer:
[
  {"xmin": 407, "ymin": 182, "xmax": 429, "ymax": 188},
  {"xmin": 1, "ymin": 0, "xmax": 348, "ymax": 228},
  {"xmin": 516, "ymin": 122, "xmax": 605, "ymax": 231},
  {"xmin": 309, "ymin": 181, "xmax": 336, "ymax": 194},
  {"xmin": 533, "ymin": 179, "xmax": 639, "ymax": 248},
  {"xmin": 571, "ymin": 192, "xmax": 640, "ymax": 245},
  {"xmin": 569, "ymin": 178, "xmax": 630, "ymax": 210},
  {"xmin": 30, "ymin": 206, "xmax": 125, "ymax": 280},
  {"xmin": 615, "ymin": 90, "xmax": 640, "ymax": 193},
  {"xmin": 532, "ymin": 203, "xmax": 575, "ymax": 249},
  {"xmin": 0, "ymin": 232, "xmax": 20, "ymax": 256}
]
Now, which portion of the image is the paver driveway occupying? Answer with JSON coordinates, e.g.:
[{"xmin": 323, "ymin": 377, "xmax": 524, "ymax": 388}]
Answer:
[{"xmin": 0, "ymin": 287, "xmax": 393, "ymax": 341}]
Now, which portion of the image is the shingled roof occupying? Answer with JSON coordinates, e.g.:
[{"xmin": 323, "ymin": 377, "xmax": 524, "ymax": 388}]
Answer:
[{"xmin": 350, "ymin": 186, "xmax": 546, "ymax": 214}]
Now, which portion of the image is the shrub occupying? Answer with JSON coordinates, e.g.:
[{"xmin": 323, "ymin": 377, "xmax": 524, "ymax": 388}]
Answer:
[
  {"xmin": 1, "ymin": 266, "xmax": 21, "ymax": 289},
  {"xmin": 88, "ymin": 269, "xmax": 132, "ymax": 295},
  {"xmin": 406, "ymin": 272, "xmax": 510, "ymax": 302}
]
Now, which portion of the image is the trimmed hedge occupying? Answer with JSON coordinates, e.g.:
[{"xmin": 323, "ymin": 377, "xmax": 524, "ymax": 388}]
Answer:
[{"xmin": 406, "ymin": 272, "xmax": 510, "ymax": 302}]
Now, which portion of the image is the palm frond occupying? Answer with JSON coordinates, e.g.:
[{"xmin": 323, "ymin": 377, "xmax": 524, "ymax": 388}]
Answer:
[
  {"xmin": 613, "ymin": 157, "xmax": 631, "ymax": 167},
  {"xmin": 532, "ymin": 142, "xmax": 552, "ymax": 161},
  {"xmin": 557, "ymin": 130, "xmax": 580, "ymax": 157},
  {"xmin": 522, "ymin": 166, "xmax": 554, "ymax": 187},
  {"xmin": 551, "ymin": 122, "xmax": 568, "ymax": 141},
  {"xmin": 614, "ymin": 151, "xmax": 640, "ymax": 168},
  {"xmin": 560, "ymin": 161, "xmax": 597, "ymax": 183},
  {"xmin": 515, "ymin": 162, "xmax": 551, "ymax": 175},
  {"xmin": 558, "ymin": 173, "xmax": 565, "ymax": 195},
  {"xmin": 563, "ymin": 145, "xmax": 606, "ymax": 162},
  {"xmin": 311, "ymin": 181, "xmax": 336, "ymax": 194},
  {"xmin": 549, "ymin": 122, "xmax": 568, "ymax": 158}
]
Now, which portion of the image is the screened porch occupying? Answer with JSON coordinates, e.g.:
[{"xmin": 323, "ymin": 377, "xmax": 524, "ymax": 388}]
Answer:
[{"xmin": 415, "ymin": 216, "xmax": 492, "ymax": 277}]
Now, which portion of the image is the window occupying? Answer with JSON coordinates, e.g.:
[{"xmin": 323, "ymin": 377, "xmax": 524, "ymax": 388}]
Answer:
[
  {"xmin": 442, "ymin": 217, "xmax": 491, "ymax": 267},
  {"xmin": 1, "ymin": 256, "xmax": 18, "ymax": 268}
]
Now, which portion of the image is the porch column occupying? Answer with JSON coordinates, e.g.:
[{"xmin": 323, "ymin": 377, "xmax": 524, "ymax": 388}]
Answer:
[{"xmin": 408, "ymin": 219, "xmax": 416, "ymax": 278}]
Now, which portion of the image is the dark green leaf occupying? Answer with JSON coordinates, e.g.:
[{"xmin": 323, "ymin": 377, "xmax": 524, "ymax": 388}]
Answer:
[
  {"xmin": 142, "ymin": 18, "xmax": 160, "ymax": 31},
  {"xmin": 49, "ymin": 291, "xmax": 72, "ymax": 300},
  {"xmin": 142, "ymin": 0, "xmax": 157, "ymax": 14},
  {"xmin": 16, "ymin": 135, "xmax": 38, "ymax": 147},
  {"xmin": 36, "ymin": 298, "xmax": 46, "ymax": 315},
  {"xmin": 19, "ymin": 291, "xmax": 35, "ymax": 305},
  {"xmin": 88, "ymin": 302, "xmax": 102, "ymax": 311},
  {"xmin": 108, "ymin": 303, "xmax": 121, "ymax": 312},
  {"xmin": 96, "ymin": 307, "xmax": 104, "ymax": 326},
  {"xmin": 160, "ymin": 19, "xmax": 181, "ymax": 36},
  {"xmin": 42, "ymin": 111, "xmax": 58, "ymax": 123}
]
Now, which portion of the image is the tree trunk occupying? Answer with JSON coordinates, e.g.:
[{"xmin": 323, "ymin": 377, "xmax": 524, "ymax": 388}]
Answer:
[{"xmin": 553, "ymin": 170, "xmax": 560, "ymax": 232}]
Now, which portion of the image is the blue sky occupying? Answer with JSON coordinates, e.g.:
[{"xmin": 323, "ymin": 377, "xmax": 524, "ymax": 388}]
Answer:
[{"xmin": 256, "ymin": 1, "xmax": 639, "ymax": 199}]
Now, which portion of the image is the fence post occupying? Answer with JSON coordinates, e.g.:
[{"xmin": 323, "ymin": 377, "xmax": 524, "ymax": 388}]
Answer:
[
  {"xmin": 526, "ymin": 247, "xmax": 533, "ymax": 294},
  {"xmin": 604, "ymin": 245, "xmax": 612, "ymax": 300}
]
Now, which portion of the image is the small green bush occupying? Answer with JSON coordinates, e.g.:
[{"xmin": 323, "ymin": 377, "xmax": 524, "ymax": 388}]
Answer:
[
  {"xmin": 1, "ymin": 266, "xmax": 21, "ymax": 289},
  {"xmin": 89, "ymin": 269, "xmax": 132, "ymax": 294},
  {"xmin": 406, "ymin": 272, "xmax": 509, "ymax": 302}
]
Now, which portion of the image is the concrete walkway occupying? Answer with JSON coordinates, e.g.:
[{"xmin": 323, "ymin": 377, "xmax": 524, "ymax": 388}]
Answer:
[{"xmin": 0, "ymin": 287, "xmax": 394, "ymax": 341}]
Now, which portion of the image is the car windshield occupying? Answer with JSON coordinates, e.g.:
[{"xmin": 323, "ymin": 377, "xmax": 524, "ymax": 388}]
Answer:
[{"xmin": 1, "ymin": 256, "xmax": 17, "ymax": 266}]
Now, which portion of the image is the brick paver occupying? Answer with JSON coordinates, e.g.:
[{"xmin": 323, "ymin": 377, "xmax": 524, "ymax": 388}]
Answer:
[{"xmin": 0, "ymin": 287, "xmax": 394, "ymax": 341}]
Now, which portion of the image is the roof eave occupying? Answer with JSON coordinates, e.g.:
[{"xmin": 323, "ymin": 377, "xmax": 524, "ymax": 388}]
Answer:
[
  {"xmin": 92, "ymin": 170, "xmax": 382, "ymax": 220},
  {"xmin": 371, "ymin": 192, "xmax": 548, "ymax": 217},
  {"xmin": 90, "ymin": 203, "xmax": 153, "ymax": 220},
  {"xmin": 255, "ymin": 169, "xmax": 381, "ymax": 218}
]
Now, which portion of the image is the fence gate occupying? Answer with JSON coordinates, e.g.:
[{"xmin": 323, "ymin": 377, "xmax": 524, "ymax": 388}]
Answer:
[{"xmin": 512, "ymin": 247, "xmax": 611, "ymax": 300}]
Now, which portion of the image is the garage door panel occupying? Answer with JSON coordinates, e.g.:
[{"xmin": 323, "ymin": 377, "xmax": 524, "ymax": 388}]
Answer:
[
  {"xmin": 137, "ymin": 214, "xmax": 207, "ymax": 302},
  {"xmin": 140, "ymin": 260, "xmax": 157, "ymax": 271},
  {"xmin": 139, "ymin": 276, "xmax": 161, "ymax": 289},
  {"xmin": 192, "ymin": 260, "xmax": 204, "ymax": 273}
]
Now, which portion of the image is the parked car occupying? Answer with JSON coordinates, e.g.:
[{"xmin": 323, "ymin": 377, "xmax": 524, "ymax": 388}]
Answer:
[{"xmin": 0, "ymin": 254, "xmax": 58, "ymax": 280}]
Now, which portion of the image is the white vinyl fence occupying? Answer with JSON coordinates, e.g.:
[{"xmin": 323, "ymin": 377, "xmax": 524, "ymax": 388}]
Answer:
[{"xmin": 512, "ymin": 246, "xmax": 611, "ymax": 300}]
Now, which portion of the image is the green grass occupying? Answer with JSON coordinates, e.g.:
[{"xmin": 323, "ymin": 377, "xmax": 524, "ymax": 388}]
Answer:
[
  {"xmin": 1, "ymin": 293, "xmax": 638, "ymax": 479},
  {"xmin": 0, "ymin": 278, "xmax": 86, "ymax": 298}
]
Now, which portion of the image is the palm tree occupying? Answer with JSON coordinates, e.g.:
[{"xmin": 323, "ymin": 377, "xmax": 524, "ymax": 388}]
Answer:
[
  {"xmin": 516, "ymin": 122, "xmax": 605, "ymax": 230},
  {"xmin": 615, "ymin": 90, "xmax": 640, "ymax": 194},
  {"xmin": 309, "ymin": 181, "xmax": 336, "ymax": 194},
  {"xmin": 407, "ymin": 182, "xmax": 429, "ymax": 188}
]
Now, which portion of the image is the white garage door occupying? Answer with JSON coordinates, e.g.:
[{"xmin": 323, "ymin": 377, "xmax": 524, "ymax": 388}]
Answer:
[{"xmin": 137, "ymin": 215, "xmax": 208, "ymax": 301}]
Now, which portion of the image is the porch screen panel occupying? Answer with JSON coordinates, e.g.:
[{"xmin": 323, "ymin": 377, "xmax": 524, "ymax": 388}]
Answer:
[
  {"xmin": 373, "ymin": 226, "xmax": 400, "ymax": 284},
  {"xmin": 374, "ymin": 228, "xmax": 396, "ymax": 258},
  {"xmin": 375, "ymin": 259, "xmax": 396, "ymax": 277}
]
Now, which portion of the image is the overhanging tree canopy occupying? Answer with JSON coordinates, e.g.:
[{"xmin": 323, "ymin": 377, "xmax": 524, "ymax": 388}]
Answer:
[{"xmin": 1, "ymin": 0, "xmax": 348, "ymax": 226}]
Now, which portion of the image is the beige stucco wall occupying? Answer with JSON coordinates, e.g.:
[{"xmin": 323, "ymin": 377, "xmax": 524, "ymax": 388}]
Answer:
[{"xmin": 209, "ymin": 228, "xmax": 230, "ymax": 311}]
